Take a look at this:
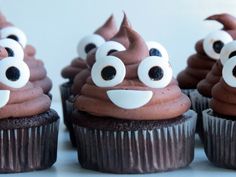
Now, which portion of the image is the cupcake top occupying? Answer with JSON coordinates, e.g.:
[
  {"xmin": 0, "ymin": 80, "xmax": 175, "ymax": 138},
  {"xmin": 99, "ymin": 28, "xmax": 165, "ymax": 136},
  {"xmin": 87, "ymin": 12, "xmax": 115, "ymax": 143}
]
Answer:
[
  {"xmin": 74, "ymin": 26, "xmax": 190, "ymax": 120},
  {"xmin": 0, "ymin": 13, "xmax": 52, "ymax": 94},
  {"xmin": 177, "ymin": 13, "xmax": 236, "ymax": 89},
  {"xmin": 71, "ymin": 14, "xmax": 131, "ymax": 95},
  {"xmin": 210, "ymin": 54, "xmax": 236, "ymax": 116},
  {"xmin": 197, "ymin": 40, "xmax": 236, "ymax": 97},
  {"xmin": 0, "ymin": 40, "xmax": 50, "ymax": 119},
  {"xmin": 61, "ymin": 15, "xmax": 117, "ymax": 82}
]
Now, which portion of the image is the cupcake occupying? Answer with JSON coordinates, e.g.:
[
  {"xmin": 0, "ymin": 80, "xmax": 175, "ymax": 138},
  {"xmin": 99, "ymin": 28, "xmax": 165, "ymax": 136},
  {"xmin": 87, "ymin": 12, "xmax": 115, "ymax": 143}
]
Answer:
[
  {"xmin": 203, "ymin": 53, "xmax": 236, "ymax": 169},
  {"xmin": 0, "ymin": 12, "xmax": 53, "ymax": 97},
  {"xmin": 177, "ymin": 13, "xmax": 234, "ymax": 97},
  {"xmin": 72, "ymin": 26, "xmax": 197, "ymax": 173},
  {"xmin": 194, "ymin": 40, "xmax": 236, "ymax": 140},
  {"xmin": 60, "ymin": 15, "xmax": 117, "ymax": 129},
  {"xmin": 0, "ymin": 39, "xmax": 59, "ymax": 173}
]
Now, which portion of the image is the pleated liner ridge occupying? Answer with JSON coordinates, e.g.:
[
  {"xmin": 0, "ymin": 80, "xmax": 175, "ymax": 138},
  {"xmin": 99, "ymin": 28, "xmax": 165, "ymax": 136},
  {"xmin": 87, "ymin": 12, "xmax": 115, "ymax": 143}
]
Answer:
[
  {"xmin": 203, "ymin": 109, "xmax": 236, "ymax": 169},
  {"xmin": 73, "ymin": 110, "xmax": 197, "ymax": 173},
  {"xmin": 60, "ymin": 82, "xmax": 72, "ymax": 128},
  {"xmin": 0, "ymin": 109, "xmax": 60, "ymax": 173}
]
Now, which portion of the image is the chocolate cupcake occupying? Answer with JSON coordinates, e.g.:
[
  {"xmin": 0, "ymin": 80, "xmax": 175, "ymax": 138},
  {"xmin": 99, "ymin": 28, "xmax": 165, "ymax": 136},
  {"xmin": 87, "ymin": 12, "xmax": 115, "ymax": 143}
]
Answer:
[
  {"xmin": 202, "ymin": 54, "xmax": 236, "ymax": 169},
  {"xmin": 72, "ymin": 26, "xmax": 197, "ymax": 173},
  {"xmin": 195, "ymin": 40, "xmax": 236, "ymax": 140},
  {"xmin": 60, "ymin": 15, "xmax": 117, "ymax": 129},
  {"xmin": 0, "ymin": 39, "xmax": 59, "ymax": 173},
  {"xmin": 177, "ymin": 14, "xmax": 235, "ymax": 97},
  {"xmin": 0, "ymin": 12, "xmax": 53, "ymax": 97}
]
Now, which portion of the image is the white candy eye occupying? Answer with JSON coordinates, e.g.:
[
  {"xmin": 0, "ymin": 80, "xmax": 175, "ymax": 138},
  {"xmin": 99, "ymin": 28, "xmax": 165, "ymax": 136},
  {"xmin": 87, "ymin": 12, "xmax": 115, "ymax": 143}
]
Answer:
[
  {"xmin": 138, "ymin": 56, "xmax": 172, "ymax": 88},
  {"xmin": 146, "ymin": 41, "xmax": 169, "ymax": 61},
  {"xmin": 95, "ymin": 41, "xmax": 125, "ymax": 61},
  {"xmin": 222, "ymin": 57, "xmax": 236, "ymax": 87},
  {"xmin": 220, "ymin": 41, "xmax": 236, "ymax": 65},
  {"xmin": 0, "ymin": 26, "xmax": 27, "ymax": 48},
  {"xmin": 203, "ymin": 30, "xmax": 233, "ymax": 60},
  {"xmin": 91, "ymin": 56, "xmax": 126, "ymax": 87},
  {"xmin": 0, "ymin": 39, "xmax": 24, "ymax": 60},
  {"xmin": 77, "ymin": 34, "xmax": 105, "ymax": 60},
  {"xmin": 0, "ymin": 57, "xmax": 30, "ymax": 88}
]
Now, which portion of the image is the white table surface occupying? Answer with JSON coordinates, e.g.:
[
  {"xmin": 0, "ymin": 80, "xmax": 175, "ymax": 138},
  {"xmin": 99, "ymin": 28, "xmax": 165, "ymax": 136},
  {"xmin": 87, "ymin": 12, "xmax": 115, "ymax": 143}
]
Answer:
[{"xmin": 1, "ymin": 101, "xmax": 235, "ymax": 176}]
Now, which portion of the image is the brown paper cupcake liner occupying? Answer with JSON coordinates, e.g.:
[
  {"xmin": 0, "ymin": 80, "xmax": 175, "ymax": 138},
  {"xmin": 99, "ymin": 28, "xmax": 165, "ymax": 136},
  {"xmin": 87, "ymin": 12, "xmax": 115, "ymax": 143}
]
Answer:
[
  {"xmin": 60, "ymin": 82, "xmax": 72, "ymax": 128},
  {"xmin": 73, "ymin": 110, "xmax": 197, "ymax": 173},
  {"xmin": 0, "ymin": 109, "xmax": 60, "ymax": 173},
  {"xmin": 190, "ymin": 90, "xmax": 210, "ymax": 141},
  {"xmin": 203, "ymin": 109, "xmax": 236, "ymax": 169},
  {"xmin": 65, "ymin": 97, "xmax": 77, "ymax": 147}
]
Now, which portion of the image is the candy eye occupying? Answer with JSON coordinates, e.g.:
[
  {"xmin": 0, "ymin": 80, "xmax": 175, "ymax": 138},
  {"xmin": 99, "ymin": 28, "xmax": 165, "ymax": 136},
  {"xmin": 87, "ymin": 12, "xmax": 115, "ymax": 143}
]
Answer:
[
  {"xmin": 77, "ymin": 34, "xmax": 105, "ymax": 60},
  {"xmin": 146, "ymin": 41, "xmax": 169, "ymax": 60},
  {"xmin": 95, "ymin": 41, "xmax": 125, "ymax": 61},
  {"xmin": 138, "ymin": 56, "xmax": 172, "ymax": 88},
  {"xmin": 203, "ymin": 30, "xmax": 233, "ymax": 60},
  {"xmin": 91, "ymin": 56, "xmax": 126, "ymax": 87},
  {"xmin": 0, "ymin": 39, "xmax": 24, "ymax": 60},
  {"xmin": 220, "ymin": 41, "xmax": 236, "ymax": 65},
  {"xmin": 0, "ymin": 26, "xmax": 27, "ymax": 48},
  {"xmin": 222, "ymin": 57, "xmax": 236, "ymax": 87},
  {"xmin": 0, "ymin": 57, "xmax": 30, "ymax": 88}
]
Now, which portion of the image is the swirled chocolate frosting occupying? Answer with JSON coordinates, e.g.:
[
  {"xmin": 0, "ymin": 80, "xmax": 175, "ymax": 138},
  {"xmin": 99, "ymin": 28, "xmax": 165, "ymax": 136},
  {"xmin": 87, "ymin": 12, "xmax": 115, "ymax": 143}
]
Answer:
[
  {"xmin": 0, "ymin": 82, "xmax": 50, "ymax": 119},
  {"xmin": 61, "ymin": 15, "xmax": 117, "ymax": 82},
  {"xmin": 74, "ymin": 26, "xmax": 190, "ymax": 120},
  {"xmin": 210, "ymin": 78, "xmax": 236, "ymax": 116},
  {"xmin": 177, "ymin": 13, "xmax": 236, "ymax": 89}
]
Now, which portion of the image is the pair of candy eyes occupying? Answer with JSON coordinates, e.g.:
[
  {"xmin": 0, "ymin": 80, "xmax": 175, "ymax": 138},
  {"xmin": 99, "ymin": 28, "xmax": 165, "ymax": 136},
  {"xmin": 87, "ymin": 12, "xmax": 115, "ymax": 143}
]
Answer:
[{"xmin": 91, "ymin": 56, "xmax": 172, "ymax": 88}]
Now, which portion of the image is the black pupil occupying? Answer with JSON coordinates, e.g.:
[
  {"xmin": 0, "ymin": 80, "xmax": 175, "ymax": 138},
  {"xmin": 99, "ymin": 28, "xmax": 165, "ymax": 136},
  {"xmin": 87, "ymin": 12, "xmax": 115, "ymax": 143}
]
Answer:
[
  {"xmin": 7, "ymin": 35, "xmax": 19, "ymax": 42},
  {"xmin": 5, "ymin": 47, "xmax": 14, "ymax": 57},
  {"xmin": 6, "ymin": 66, "xmax": 20, "ymax": 81},
  {"xmin": 233, "ymin": 66, "xmax": 236, "ymax": 77},
  {"xmin": 148, "ymin": 66, "xmax": 164, "ymax": 81},
  {"xmin": 85, "ymin": 43, "xmax": 96, "ymax": 54},
  {"xmin": 149, "ymin": 48, "xmax": 162, "ymax": 57},
  {"xmin": 229, "ymin": 51, "xmax": 236, "ymax": 59},
  {"xmin": 213, "ymin": 40, "xmax": 224, "ymax": 54},
  {"xmin": 107, "ymin": 49, "xmax": 117, "ymax": 56},
  {"xmin": 101, "ymin": 66, "xmax": 116, "ymax": 81}
]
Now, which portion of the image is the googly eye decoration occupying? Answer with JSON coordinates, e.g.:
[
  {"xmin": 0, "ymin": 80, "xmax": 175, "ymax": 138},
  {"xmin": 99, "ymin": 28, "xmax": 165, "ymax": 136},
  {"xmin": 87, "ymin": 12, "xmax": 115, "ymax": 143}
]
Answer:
[
  {"xmin": 203, "ymin": 30, "xmax": 233, "ymax": 60},
  {"xmin": 0, "ymin": 26, "xmax": 27, "ymax": 48},
  {"xmin": 95, "ymin": 41, "xmax": 126, "ymax": 61},
  {"xmin": 220, "ymin": 41, "xmax": 236, "ymax": 65},
  {"xmin": 146, "ymin": 41, "xmax": 169, "ymax": 61},
  {"xmin": 77, "ymin": 34, "xmax": 105, "ymax": 60},
  {"xmin": 91, "ymin": 56, "xmax": 126, "ymax": 87},
  {"xmin": 0, "ymin": 39, "xmax": 24, "ymax": 60},
  {"xmin": 222, "ymin": 56, "xmax": 236, "ymax": 87},
  {"xmin": 138, "ymin": 56, "xmax": 173, "ymax": 88}
]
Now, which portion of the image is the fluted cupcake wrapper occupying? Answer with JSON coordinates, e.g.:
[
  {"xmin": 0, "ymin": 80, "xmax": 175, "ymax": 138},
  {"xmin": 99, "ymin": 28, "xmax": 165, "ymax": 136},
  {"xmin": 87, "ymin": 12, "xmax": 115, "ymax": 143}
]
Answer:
[
  {"xmin": 60, "ymin": 82, "xmax": 72, "ymax": 128},
  {"xmin": 73, "ymin": 110, "xmax": 197, "ymax": 173},
  {"xmin": 181, "ymin": 89, "xmax": 196, "ymax": 98},
  {"xmin": 203, "ymin": 109, "xmax": 236, "ymax": 169},
  {"xmin": 65, "ymin": 98, "xmax": 77, "ymax": 147},
  {"xmin": 190, "ymin": 90, "xmax": 210, "ymax": 141}
]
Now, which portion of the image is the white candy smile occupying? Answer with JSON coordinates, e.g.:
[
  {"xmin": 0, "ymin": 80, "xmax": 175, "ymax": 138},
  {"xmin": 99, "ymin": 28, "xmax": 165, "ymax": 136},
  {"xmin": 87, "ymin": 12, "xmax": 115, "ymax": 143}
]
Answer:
[
  {"xmin": 0, "ymin": 90, "xmax": 10, "ymax": 108},
  {"xmin": 107, "ymin": 89, "xmax": 153, "ymax": 109}
]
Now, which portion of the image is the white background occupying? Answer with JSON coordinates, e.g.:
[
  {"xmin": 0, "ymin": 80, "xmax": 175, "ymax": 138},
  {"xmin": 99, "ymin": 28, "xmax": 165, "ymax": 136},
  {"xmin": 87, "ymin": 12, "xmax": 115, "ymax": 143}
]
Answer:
[{"xmin": 1, "ymin": 0, "xmax": 236, "ymax": 101}]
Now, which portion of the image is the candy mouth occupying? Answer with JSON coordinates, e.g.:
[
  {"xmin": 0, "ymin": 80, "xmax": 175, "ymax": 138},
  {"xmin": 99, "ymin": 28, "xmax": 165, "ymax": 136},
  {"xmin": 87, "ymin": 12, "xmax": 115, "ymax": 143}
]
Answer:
[
  {"xmin": 0, "ymin": 90, "xmax": 10, "ymax": 108},
  {"xmin": 107, "ymin": 89, "xmax": 153, "ymax": 109}
]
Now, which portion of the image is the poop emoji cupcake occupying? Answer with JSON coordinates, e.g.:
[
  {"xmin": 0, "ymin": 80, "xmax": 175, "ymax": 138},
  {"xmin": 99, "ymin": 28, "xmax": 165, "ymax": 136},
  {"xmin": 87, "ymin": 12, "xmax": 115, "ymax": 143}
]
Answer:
[
  {"xmin": 72, "ymin": 26, "xmax": 197, "ymax": 173},
  {"xmin": 0, "ymin": 39, "xmax": 59, "ymax": 173},
  {"xmin": 60, "ymin": 15, "xmax": 117, "ymax": 128},
  {"xmin": 202, "ymin": 54, "xmax": 236, "ymax": 169},
  {"xmin": 0, "ymin": 12, "xmax": 52, "ymax": 96},
  {"xmin": 177, "ymin": 13, "xmax": 235, "ymax": 97}
]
